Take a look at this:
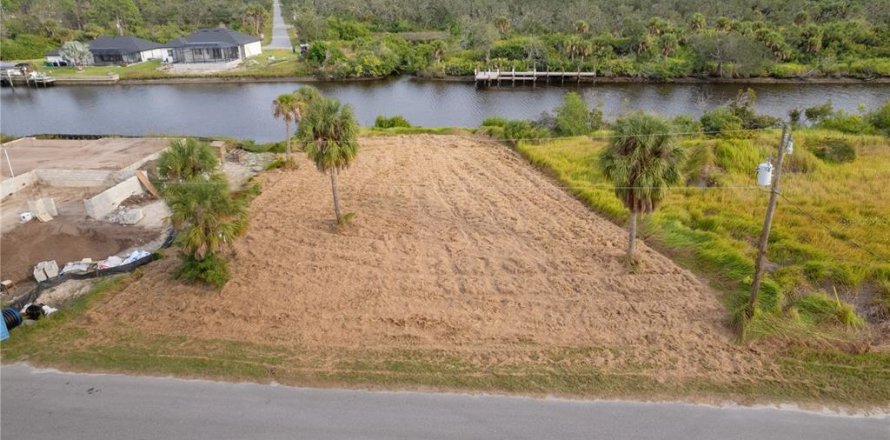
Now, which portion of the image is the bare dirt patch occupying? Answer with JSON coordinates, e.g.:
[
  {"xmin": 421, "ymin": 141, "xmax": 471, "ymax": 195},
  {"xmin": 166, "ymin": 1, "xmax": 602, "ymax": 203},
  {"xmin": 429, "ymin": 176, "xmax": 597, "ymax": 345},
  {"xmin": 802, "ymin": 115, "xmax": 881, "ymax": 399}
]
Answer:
[
  {"xmin": 85, "ymin": 135, "xmax": 773, "ymax": 384},
  {"xmin": 0, "ymin": 218, "xmax": 160, "ymax": 283}
]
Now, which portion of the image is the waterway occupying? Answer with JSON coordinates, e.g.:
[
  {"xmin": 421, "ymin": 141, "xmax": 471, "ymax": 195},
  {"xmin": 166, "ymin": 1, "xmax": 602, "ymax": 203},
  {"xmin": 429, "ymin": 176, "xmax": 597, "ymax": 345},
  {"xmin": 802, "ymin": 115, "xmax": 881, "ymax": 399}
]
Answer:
[{"xmin": 2, "ymin": 78, "xmax": 887, "ymax": 142}]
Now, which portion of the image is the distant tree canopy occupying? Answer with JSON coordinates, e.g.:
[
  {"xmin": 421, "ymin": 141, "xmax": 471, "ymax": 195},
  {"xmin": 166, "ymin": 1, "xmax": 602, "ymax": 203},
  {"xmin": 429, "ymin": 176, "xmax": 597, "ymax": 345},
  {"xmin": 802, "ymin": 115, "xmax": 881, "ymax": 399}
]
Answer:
[
  {"xmin": 276, "ymin": 0, "xmax": 890, "ymax": 80},
  {"xmin": 0, "ymin": 0, "xmax": 272, "ymax": 59},
  {"xmin": 281, "ymin": 0, "xmax": 890, "ymax": 33}
]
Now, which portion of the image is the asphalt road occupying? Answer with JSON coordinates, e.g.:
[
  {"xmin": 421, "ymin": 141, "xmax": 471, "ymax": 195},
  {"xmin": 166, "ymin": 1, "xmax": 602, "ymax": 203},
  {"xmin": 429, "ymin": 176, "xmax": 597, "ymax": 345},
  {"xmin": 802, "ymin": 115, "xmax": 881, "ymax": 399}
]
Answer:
[
  {"xmin": 266, "ymin": 0, "xmax": 293, "ymax": 50},
  {"xmin": 1, "ymin": 364, "xmax": 886, "ymax": 440}
]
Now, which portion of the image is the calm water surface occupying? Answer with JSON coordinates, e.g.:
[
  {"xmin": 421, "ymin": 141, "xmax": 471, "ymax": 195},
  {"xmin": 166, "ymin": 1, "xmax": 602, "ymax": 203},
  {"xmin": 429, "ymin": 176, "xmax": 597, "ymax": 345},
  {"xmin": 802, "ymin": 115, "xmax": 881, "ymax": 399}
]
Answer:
[{"xmin": 2, "ymin": 78, "xmax": 888, "ymax": 142}]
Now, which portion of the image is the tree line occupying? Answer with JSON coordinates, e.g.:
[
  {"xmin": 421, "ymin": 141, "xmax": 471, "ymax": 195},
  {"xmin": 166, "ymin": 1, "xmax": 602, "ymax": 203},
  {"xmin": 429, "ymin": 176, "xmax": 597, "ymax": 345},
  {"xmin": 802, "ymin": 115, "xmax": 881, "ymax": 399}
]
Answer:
[
  {"xmin": 1, "ymin": 0, "xmax": 271, "ymax": 60},
  {"xmin": 281, "ymin": 0, "xmax": 889, "ymax": 79}
]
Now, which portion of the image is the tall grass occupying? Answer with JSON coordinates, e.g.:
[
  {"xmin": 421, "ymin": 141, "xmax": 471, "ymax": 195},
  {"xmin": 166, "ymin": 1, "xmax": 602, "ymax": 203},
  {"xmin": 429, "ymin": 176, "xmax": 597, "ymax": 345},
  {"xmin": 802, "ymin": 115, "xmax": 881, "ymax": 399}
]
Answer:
[{"xmin": 517, "ymin": 128, "xmax": 890, "ymax": 342}]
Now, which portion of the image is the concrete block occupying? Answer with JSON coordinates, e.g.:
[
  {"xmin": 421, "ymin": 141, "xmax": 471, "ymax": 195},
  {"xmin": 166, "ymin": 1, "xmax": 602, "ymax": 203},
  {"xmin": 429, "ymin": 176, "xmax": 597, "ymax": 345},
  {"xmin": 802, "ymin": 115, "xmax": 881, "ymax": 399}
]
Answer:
[
  {"xmin": 27, "ymin": 197, "xmax": 58, "ymax": 219},
  {"xmin": 84, "ymin": 176, "xmax": 145, "ymax": 220},
  {"xmin": 1, "ymin": 170, "xmax": 38, "ymax": 200},
  {"xmin": 32, "ymin": 266, "xmax": 47, "ymax": 282},
  {"xmin": 32, "ymin": 260, "xmax": 59, "ymax": 282},
  {"xmin": 35, "ymin": 169, "xmax": 113, "ymax": 187}
]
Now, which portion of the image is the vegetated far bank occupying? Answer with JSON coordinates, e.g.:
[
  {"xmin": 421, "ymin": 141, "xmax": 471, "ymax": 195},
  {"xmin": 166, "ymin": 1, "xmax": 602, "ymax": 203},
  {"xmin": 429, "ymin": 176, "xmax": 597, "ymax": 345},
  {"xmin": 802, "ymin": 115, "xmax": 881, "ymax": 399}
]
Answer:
[
  {"xmin": 4, "ymin": 0, "xmax": 890, "ymax": 83},
  {"xmin": 271, "ymin": 0, "xmax": 890, "ymax": 80}
]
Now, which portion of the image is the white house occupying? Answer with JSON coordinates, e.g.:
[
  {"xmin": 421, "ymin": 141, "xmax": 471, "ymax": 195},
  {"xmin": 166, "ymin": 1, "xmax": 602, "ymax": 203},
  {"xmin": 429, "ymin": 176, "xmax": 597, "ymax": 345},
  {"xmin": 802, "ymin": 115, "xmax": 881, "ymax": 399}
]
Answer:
[
  {"xmin": 46, "ymin": 36, "xmax": 167, "ymax": 66},
  {"xmin": 167, "ymin": 28, "xmax": 262, "ymax": 68}
]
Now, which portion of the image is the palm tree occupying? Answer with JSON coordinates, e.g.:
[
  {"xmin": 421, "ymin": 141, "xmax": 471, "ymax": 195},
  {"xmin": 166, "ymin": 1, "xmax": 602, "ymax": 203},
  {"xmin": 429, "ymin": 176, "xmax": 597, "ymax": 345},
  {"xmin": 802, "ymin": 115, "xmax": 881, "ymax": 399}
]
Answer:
[
  {"xmin": 292, "ymin": 86, "xmax": 322, "ymax": 123},
  {"xmin": 430, "ymin": 40, "xmax": 447, "ymax": 64},
  {"xmin": 494, "ymin": 16, "xmax": 510, "ymax": 35},
  {"xmin": 157, "ymin": 138, "xmax": 219, "ymax": 182},
  {"xmin": 273, "ymin": 93, "xmax": 298, "ymax": 159},
  {"xmin": 574, "ymin": 20, "xmax": 589, "ymax": 34},
  {"xmin": 297, "ymin": 97, "xmax": 359, "ymax": 224},
  {"xmin": 241, "ymin": 4, "xmax": 269, "ymax": 36},
  {"xmin": 600, "ymin": 113, "xmax": 684, "ymax": 260},
  {"xmin": 165, "ymin": 176, "xmax": 246, "ymax": 260}
]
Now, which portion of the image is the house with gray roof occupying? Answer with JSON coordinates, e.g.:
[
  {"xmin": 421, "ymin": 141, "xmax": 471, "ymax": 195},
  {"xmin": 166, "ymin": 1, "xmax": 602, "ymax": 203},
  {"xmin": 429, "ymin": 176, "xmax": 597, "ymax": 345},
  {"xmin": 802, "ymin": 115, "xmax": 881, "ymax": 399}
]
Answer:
[
  {"xmin": 46, "ymin": 36, "xmax": 168, "ymax": 66},
  {"xmin": 46, "ymin": 35, "xmax": 167, "ymax": 66},
  {"xmin": 167, "ymin": 28, "xmax": 262, "ymax": 67}
]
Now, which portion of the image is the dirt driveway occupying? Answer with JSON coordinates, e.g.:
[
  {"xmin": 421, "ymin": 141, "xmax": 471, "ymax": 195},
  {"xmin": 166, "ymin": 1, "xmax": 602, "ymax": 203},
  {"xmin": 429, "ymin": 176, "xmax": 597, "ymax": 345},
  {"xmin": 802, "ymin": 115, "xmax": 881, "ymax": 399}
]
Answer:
[{"xmin": 86, "ymin": 135, "xmax": 770, "ymax": 384}]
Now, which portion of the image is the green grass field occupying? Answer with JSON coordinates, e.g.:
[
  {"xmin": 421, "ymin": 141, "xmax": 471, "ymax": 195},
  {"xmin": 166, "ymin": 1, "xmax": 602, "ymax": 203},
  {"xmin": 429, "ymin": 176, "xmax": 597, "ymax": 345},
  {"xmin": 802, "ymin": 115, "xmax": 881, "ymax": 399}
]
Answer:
[{"xmin": 516, "ymin": 129, "xmax": 890, "ymax": 341}]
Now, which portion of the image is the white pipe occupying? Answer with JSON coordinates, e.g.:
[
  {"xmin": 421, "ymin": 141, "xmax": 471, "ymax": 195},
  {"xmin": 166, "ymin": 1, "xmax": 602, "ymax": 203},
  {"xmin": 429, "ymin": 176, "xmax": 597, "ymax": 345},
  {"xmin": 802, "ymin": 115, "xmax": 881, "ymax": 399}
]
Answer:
[{"xmin": 3, "ymin": 147, "xmax": 14, "ymax": 178}]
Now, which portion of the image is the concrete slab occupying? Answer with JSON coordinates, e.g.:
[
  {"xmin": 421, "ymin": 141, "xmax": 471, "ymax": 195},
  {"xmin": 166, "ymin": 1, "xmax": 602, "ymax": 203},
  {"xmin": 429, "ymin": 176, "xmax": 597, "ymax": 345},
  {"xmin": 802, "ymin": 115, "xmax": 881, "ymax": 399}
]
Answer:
[{"xmin": 1, "ymin": 137, "xmax": 171, "ymax": 179}]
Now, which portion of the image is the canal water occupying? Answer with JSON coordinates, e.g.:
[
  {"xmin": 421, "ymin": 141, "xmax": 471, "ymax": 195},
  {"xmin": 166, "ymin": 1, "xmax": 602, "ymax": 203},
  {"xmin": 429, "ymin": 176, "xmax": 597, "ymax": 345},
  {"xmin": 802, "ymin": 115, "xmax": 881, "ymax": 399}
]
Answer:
[{"xmin": 2, "ymin": 78, "xmax": 888, "ymax": 142}]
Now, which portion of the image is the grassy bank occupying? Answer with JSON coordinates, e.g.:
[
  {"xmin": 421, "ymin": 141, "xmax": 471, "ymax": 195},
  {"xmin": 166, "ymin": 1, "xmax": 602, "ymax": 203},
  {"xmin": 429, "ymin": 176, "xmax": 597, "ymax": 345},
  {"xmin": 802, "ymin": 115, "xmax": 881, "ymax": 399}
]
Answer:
[
  {"xmin": 3, "ymin": 270, "xmax": 888, "ymax": 408},
  {"xmin": 515, "ymin": 129, "xmax": 890, "ymax": 340},
  {"xmin": 25, "ymin": 50, "xmax": 313, "ymax": 81}
]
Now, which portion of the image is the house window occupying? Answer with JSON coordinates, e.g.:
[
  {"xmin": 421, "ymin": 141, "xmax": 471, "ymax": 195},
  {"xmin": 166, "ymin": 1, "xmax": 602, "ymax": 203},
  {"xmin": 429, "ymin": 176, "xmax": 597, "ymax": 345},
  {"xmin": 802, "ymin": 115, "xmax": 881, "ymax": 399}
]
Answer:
[{"xmin": 212, "ymin": 48, "xmax": 222, "ymax": 59}]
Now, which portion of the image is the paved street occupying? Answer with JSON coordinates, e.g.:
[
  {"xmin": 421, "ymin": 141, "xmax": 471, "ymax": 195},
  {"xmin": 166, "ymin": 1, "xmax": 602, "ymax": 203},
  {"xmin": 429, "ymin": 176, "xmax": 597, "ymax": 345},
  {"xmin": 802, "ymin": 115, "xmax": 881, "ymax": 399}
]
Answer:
[
  {"xmin": 1, "ymin": 364, "xmax": 887, "ymax": 439},
  {"xmin": 266, "ymin": 0, "xmax": 292, "ymax": 50}
]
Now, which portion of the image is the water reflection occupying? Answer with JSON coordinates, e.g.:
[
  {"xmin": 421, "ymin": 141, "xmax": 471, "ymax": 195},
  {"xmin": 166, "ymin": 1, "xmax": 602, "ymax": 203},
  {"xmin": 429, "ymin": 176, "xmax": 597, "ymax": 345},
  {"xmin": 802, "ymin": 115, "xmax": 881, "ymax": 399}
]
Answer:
[{"xmin": 2, "ymin": 78, "xmax": 888, "ymax": 142}]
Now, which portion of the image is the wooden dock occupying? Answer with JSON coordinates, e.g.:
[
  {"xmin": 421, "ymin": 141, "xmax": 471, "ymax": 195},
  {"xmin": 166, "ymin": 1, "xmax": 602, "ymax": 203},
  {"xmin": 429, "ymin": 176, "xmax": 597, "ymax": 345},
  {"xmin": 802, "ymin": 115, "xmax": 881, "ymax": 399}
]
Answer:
[{"xmin": 475, "ymin": 68, "xmax": 597, "ymax": 87}]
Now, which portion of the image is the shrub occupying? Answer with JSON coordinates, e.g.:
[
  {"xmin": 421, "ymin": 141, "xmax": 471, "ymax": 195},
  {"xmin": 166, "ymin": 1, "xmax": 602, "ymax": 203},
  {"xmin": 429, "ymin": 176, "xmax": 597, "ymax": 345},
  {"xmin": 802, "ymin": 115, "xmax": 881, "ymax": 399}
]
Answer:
[
  {"xmin": 555, "ymin": 92, "xmax": 591, "ymax": 136},
  {"xmin": 700, "ymin": 107, "xmax": 746, "ymax": 138},
  {"xmin": 809, "ymin": 137, "xmax": 857, "ymax": 163},
  {"xmin": 671, "ymin": 115, "xmax": 702, "ymax": 134},
  {"xmin": 503, "ymin": 120, "xmax": 549, "ymax": 143},
  {"xmin": 373, "ymin": 115, "xmax": 412, "ymax": 128},
  {"xmin": 175, "ymin": 254, "xmax": 230, "ymax": 289},
  {"xmin": 816, "ymin": 112, "xmax": 874, "ymax": 135},
  {"xmin": 769, "ymin": 63, "xmax": 810, "ymax": 78},
  {"xmin": 804, "ymin": 102, "xmax": 833, "ymax": 124},
  {"xmin": 867, "ymin": 100, "xmax": 890, "ymax": 135},
  {"xmin": 481, "ymin": 116, "xmax": 508, "ymax": 127}
]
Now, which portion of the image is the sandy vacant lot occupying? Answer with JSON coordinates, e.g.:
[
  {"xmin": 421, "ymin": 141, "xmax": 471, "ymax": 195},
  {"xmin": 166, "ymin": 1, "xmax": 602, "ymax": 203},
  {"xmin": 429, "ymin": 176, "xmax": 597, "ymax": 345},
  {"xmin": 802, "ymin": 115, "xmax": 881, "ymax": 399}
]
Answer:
[
  {"xmin": 87, "ymin": 135, "xmax": 770, "ymax": 384},
  {"xmin": 1, "ymin": 137, "xmax": 170, "ymax": 178}
]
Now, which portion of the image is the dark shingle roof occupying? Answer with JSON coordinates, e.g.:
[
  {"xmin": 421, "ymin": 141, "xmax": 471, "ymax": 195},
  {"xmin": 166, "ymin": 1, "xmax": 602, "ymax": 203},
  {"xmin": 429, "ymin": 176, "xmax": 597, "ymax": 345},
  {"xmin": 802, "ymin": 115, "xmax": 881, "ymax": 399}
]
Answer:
[
  {"xmin": 167, "ymin": 28, "xmax": 261, "ymax": 48},
  {"xmin": 87, "ymin": 36, "xmax": 163, "ymax": 55}
]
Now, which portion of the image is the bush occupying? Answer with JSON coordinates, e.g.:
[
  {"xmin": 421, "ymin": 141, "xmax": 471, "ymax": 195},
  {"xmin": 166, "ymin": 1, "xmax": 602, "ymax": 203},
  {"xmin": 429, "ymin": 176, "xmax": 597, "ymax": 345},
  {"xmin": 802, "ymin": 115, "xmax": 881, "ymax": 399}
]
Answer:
[
  {"xmin": 700, "ymin": 107, "xmax": 745, "ymax": 138},
  {"xmin": 809, "ymin": 137, "xmax": 856, "ymax": 163},
  {"xmin": 373, "ymin": 115, "xmax": 412, "ymax": 128},
  {"xmin": 671, "ymin": 115, "xmax": 702, "ymax": 134},
  {"xmin": 481, "ymin": 116, "xmax": 508, "ymax": 127},
  {"xmin": 867, "ymin": 100, "xmax": 890, "ymax": 135},
  {"xmin": 804, "ymin": 102, "xmax": 833, "ymax": 124},
  {"xmin": 816, "ymin": 112, "xmax": 874, "ymax": 135},
  {"xmin": 502, "ymin": 120, "xmax": 549, "ymax": 143},
  {"xmin": 555, "ymin": 92, "xmax": 591, "ymax": 136},
  {"xmin": 175, "ymin": 254, "xmax": 230, "ymax": 289}
]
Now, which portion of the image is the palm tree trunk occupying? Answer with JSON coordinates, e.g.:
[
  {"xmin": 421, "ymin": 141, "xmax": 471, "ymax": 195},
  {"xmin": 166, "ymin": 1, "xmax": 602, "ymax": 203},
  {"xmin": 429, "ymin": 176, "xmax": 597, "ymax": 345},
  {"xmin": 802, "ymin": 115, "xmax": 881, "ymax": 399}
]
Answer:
[
  {"xmin": 285, "ymin": 122, "xmax": 291, "ymax": 159},
  {"xmin": 627, "ymin": 211, "xmax": 637, "ymax": 259},
  {"xmin": 330, "ymin": 169, "xmax": 342, "ymax": 223}
]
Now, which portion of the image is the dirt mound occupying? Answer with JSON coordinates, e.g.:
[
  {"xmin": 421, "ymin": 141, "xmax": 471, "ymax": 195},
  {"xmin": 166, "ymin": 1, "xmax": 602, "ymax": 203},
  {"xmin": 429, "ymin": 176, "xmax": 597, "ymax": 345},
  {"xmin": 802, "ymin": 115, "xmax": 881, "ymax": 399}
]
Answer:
[
  {"xmin": 1, "ymin": 218, "xmax": 159, "ymax": 283},
  {"xmin": 87, "ymin": 135, "xmax": 771, "ymax": 383}
]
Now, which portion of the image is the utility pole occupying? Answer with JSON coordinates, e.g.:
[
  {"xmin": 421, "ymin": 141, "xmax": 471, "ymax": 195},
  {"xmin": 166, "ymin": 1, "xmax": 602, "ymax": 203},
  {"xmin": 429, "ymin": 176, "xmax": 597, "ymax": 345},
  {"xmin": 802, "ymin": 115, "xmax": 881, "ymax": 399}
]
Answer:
[{"xmin": 749, "ymin": 123, "xmax": 790, "ymax": 315}]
